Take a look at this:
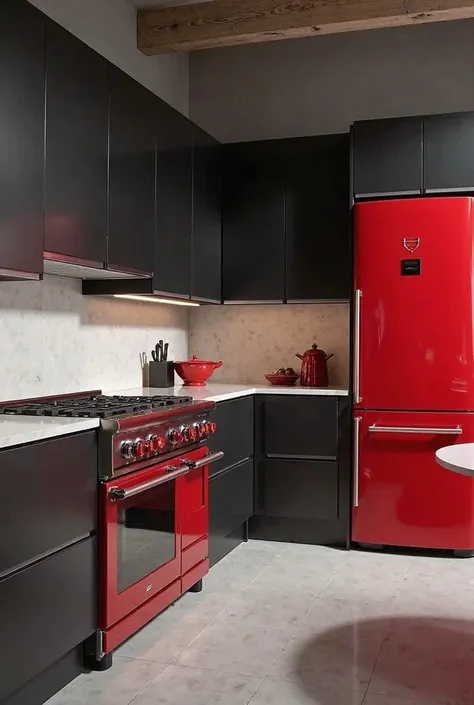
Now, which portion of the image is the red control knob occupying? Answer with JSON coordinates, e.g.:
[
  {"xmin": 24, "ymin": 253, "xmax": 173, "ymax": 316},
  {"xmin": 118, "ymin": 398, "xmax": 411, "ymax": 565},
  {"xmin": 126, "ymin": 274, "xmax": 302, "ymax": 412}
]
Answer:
[
  {"xmin": 169, "ymin": 428, "xmax": 184, "ymax": 446},
  {"xmin": 133, "ymin": 439, "xmax": 146, "ymax": 459},
  {"xmin": 198, "ymin": 422, "xmax": 207, "ymax": 438},
  {"xmin": 147, "ymin": 434, "xmax": 160, "ymax": 453},
  {"xmin": 188, "ymin": 425, "xmax": 197, "ymax": 442},
  {"xmin": 208, "ymin": 421, "xmax": 217, "ymax": 434},
  {"xmin": 156, "ymin": 435, "xmax": 166, "ymax": 451}
]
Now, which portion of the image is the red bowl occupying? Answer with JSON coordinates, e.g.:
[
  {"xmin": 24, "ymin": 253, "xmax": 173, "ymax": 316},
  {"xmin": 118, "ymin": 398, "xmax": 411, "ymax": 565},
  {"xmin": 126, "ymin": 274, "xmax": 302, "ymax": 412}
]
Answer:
[
  {"xmin": 265, "ymin": 373, "xmax": 300, "ymax": 386},
  {"xmin": 174, "ymin": 355, "xmax": 223, "ymax": 386}
]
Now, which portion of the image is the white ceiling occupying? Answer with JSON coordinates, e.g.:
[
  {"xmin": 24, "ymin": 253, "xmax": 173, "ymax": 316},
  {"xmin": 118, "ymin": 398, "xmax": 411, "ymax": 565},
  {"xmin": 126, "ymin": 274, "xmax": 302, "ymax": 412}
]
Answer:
[{"xmin": 130, "ymin": 0, "xmax": 210, "ymax": 8}]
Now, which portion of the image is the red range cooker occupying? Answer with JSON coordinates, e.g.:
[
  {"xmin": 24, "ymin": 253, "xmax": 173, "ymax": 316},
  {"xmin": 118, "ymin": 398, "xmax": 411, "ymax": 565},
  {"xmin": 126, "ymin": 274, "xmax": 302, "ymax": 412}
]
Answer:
[{"xmin": 0, "ymin": 392, "xmax": 222, "ymax": 670}]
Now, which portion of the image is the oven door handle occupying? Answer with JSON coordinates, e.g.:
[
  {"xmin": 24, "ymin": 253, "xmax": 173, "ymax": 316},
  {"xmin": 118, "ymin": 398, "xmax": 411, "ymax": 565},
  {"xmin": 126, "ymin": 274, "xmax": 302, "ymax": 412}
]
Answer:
[
  {"xmin": 108, "ymin": 451, "xmax": 225, "ymax": 502},
  {"xmin": 109, "ymin": 464, "xmax": 192, "ymax": 501},
  {"xmin": 182, "ymin": 450, "xmax": 224, "ymax": 471}
]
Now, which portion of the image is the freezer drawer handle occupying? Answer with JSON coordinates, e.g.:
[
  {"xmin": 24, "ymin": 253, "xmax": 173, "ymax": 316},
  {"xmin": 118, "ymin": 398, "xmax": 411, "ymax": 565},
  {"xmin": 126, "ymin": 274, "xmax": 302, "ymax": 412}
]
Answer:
[
  {"xmin": 108, "ymin": 464, "xmax": 191, "ymax": 501},
  {"xmin": 353, "ymin": 289, "xmax": 362, "ymax": 404},
  {"xmin": 353, "ymin": 416, "xmax": 361, "ymax": 507},
  {"xmin": 368, "ymin": 425, "xmax": 463, "ymax": 435}
]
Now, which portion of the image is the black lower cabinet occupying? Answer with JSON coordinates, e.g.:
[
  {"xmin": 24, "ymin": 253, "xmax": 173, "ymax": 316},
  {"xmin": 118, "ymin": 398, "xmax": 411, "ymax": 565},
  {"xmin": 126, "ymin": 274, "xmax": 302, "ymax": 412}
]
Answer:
[
  {"xmin": 0, "ymin": 537, "xmax": 96, "ymax": 705},
  {"xmin": 209, "ymin": 459, "xmax": 254, "ymax": 566},
  {"xmin": 207, "ymin": 396, "xmax": 255, "ymax": 565},
  {"xmin": 262, "ymin": 459, "xmax": 338, "ymax": 520},
  {"xmin": 251, "ymin": 395, "xmax": 349, "ymax": 547},
  {"xmin": 207, "ymin": 396, "xmax": 254, "ymax": 477},
  {"xmin": 0, "ymin": 432, "xmax": 97, "ymax": 576}
]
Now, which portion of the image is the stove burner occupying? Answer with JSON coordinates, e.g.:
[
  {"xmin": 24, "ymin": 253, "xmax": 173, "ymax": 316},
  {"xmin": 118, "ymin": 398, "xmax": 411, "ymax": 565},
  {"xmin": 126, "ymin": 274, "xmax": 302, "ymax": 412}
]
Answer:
[{"xmin": 0, "ymin": 394, "xmax": 194, "ymax": 419}]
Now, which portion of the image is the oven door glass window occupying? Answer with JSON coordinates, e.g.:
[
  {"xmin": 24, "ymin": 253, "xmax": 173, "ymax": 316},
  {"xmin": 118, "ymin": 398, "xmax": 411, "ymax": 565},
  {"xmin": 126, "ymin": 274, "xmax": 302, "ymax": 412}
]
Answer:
[{"xmin": 117, "ymin": 481, "xmax": 176, "ymax": 593}]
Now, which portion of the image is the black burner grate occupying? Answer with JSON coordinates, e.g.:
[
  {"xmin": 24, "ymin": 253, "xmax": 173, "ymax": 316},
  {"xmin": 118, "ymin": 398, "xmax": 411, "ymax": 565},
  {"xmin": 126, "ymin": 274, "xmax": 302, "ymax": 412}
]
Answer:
[{"xmin": 0, "ymin": 394, "xmax": 194, "ymax": 419}]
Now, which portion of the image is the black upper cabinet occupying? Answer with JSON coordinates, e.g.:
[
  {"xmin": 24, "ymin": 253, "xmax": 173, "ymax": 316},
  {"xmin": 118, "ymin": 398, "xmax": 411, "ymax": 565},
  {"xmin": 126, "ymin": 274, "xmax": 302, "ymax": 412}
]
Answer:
[
  {"xmin": 192, "ymin": 126, "xmax": 222, "ymax": 302},
  {"xmin": 285, "ymin": 134, "xmax": 350, "ymax": 301},
  {"xmin": 108, "ymin": 67, "xmax": 155, "ymax": 274},
  {"xmin": 155, "ymin": 104, "xmax": 193, "ymax": 297},
  {"xmin": 424, "ymin": 113, "xmax": 474, "ymax": 193},
  {"xmin": 222, "ymin": 141, "xmax": 286, "ymax": 302},
  {"xmin": 352, "ymin": 117, "xmax": 423, "ymax": 198},
  {"xmin": 45, "ymin": 22, "xmax": 108, "ymax": 265},
  {"xmin": 0, "ymin": 0, "xmax": 45, "ymax": 280}
]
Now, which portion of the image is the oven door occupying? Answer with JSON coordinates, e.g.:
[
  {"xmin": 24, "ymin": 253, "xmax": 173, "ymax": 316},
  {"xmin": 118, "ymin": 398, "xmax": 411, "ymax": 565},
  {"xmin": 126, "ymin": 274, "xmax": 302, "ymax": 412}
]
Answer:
[{"xmin": 101, "ymin": 446, "xmax": 209, "ymax": 629}]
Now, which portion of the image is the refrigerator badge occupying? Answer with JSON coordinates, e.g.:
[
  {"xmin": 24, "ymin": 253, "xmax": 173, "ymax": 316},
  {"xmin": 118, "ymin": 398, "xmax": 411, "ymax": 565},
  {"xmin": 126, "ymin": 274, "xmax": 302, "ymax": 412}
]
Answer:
[{"xmin": 402, "ymin": 237, "xmax": 420, "ymax": 253}]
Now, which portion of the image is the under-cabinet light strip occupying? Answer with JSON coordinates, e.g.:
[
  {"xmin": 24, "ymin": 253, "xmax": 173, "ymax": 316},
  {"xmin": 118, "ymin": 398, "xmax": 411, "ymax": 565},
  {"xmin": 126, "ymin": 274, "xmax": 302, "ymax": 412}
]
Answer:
[{"xmin": 113, "ymin": 294, "xmax": 200, "ymax": 307}]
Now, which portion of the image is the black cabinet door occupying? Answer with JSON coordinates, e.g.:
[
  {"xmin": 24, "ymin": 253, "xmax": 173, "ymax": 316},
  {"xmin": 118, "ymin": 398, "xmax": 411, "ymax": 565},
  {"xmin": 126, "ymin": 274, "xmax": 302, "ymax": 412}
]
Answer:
[
  {"xmin": 222, "ymin": 141, "xmax": 285, "ymax": 302},
  {"xmin": 264, "ymin": 396, "xmax": 338, "ymax": 459},
  {"xmin": 0, "ymin": 0, "xmax": 45, "ymax": 279},
  {"xmin": 0, "ymin": 537, "xmax": 96, "ymax": 703},
  {"xmin": 108, "ymin": 67, "xmax": 155, "ymax": 274},
  {"xmin": 0, "ymin": 431, "xmax": 97, "ymax": 576},
  {"xmin": 424, "ymin": 112, "xmax": 474, "ymax": 193},
  {"xmin": 45, "ymin": 22, "xmax": 108, "ymax": 265},
  {"xmin": 263, "ymin": 459, "xmax": 338, "ymax": 520},
  {"xmin": 192, "ymin": 136, "xmax": 222, "ymax": 303},
  {"xmin": 285, "ymin": 134, "xmax": 350, "ymax": 301},
  {"xmin": 155, "ymin": 104, "xmax": 193, "ymax": 297},
  {"xmin": 352, "ymin": 118, "xmax": 423, "ymax": 198},
  {"xmin": 207, "ymin": 396, "xmax": 254, "ymax": 476},
  {"xmin": 210, "ymin": 459, "xmax": 254, "ymax": 537}
]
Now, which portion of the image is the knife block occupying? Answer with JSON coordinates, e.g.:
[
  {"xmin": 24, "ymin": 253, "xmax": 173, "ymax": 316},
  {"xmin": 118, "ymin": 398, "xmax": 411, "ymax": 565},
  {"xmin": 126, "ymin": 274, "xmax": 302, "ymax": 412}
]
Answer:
[{"xmin": 148, "ymin": 361, "xmax": 175, "ymax": 389}]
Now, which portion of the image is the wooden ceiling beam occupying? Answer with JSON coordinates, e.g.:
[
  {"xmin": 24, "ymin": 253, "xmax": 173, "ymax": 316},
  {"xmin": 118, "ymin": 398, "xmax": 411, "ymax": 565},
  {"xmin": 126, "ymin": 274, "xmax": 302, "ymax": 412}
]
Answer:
[{"xmin": 137, "ymin": 0, "xmax": 474, "ymax": 54}]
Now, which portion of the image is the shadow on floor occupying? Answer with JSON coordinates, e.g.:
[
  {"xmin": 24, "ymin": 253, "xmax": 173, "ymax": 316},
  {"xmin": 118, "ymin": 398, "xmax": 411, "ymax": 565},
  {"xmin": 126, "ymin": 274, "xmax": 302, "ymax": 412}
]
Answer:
[{"xmin": 293, "ymin": 616, "xmax": 474, "ymax": 704}]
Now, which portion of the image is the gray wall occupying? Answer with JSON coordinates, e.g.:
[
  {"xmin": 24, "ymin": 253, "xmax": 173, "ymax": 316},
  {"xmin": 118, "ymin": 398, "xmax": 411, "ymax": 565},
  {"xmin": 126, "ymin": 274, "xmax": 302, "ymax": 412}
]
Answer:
[
  {"xmin": 28, "ymin": 0, "xmax": 189, "ymax": 115},
  {"xmin": 190, "ymin": 19, "xmax": 474, "ymax": 142}
]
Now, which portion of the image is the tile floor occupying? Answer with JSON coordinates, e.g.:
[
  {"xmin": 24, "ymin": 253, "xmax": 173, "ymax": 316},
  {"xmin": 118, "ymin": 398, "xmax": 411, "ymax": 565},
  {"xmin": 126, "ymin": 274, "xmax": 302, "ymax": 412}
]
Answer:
[{"xmin": 47, "ymin": 540, "xmax": 474, "ymax": 705}]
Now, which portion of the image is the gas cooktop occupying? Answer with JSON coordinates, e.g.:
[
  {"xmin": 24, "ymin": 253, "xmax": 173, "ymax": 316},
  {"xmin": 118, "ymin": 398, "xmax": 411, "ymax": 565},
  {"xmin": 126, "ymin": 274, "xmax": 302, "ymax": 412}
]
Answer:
[{"xmin": 0, "ymin": 394, "xmax": 194, "ymax": 419}]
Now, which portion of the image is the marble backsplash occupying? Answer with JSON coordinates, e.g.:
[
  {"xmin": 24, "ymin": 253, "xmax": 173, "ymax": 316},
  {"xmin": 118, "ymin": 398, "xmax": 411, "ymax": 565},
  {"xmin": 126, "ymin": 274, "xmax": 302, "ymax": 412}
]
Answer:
[
  {"xmin": 189, "ymin": 303, "xmax": 350, "ymax": 387},
  {"xmin": 0, "ymin": 275, "xmax": 188, "ymax": 400}
]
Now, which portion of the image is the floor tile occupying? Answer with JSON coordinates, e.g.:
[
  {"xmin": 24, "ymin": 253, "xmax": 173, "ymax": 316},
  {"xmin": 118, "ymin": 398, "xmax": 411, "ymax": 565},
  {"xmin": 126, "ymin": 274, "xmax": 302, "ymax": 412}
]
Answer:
[
  {"xmin": 249, "ymin": 676, "xmax": 364, "ymax": 705},
  {"xmin": 129, "ymin": 664, "xmax": 262, "ymax": 705},
  {"xmin": 394, "ymin": 572, "xmax": 474, "ymax": 620},
  {"xmin": 297, "ymin": 594, "xmax": 394, "ymax": 647},
  {"xmin": 364, "ymin": 696, "xmax": 441, "ymax": 705},
  {"xmin": 45, "ymin": 656, "xmax": 165, "ymax": 705},
  {"xmin": 176, "ymin": 614, "xmax": 298, "ymax": 677},
  {"xmin": 326, "ymin": 550, "xmax": 411, "ymax": 600},
  {"xmin": 268, "ymin": 628, "xmax": 381, "ymax": 691},
  {"xmin": 367, "ymin": 623, "xmax": 474, "ymax": 704},
  {"xmin": 407, "ymin": 553, "xmax": 474, "ymax": 579},
  {"xmin": 117, "ymin": 591, "xmax": 229, "ymax": 662},
  {"xmin": 49, "ymin": 541, "xmax": 474, "ymax": 705},
  {"xmin": 223, "ymin": 584, "xmax": 317, "ymax": 629},
  {"xmin": 249, "ymin": 555, "xmax": 338, "ymax": 596}
]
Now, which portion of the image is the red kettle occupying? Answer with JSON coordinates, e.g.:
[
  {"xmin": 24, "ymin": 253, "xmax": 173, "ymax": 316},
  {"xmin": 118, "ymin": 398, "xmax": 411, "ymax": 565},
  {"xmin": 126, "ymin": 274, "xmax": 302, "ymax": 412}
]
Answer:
[{"xmin": 296, "ymin": 343, "xmax": 334, "ymax": 387}]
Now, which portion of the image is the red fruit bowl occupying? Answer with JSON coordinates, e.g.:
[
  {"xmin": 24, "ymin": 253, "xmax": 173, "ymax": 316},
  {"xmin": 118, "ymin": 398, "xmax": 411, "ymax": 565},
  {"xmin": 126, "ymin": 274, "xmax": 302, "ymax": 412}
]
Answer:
[
  {"xmin": 174, "ymin": 355, "xmax": 223, "ymax": 386},
  {"xmin": 265, "ymin": 373, "xmax": 300, "ymax": 386}
]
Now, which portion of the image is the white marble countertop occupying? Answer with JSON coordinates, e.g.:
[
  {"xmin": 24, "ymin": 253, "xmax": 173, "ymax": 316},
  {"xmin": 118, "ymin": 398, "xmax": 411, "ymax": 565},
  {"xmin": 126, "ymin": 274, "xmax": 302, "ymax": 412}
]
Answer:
[
  {"xmin": 436, "ymin": 444, "xmax": 474, "ymax": 478},
  {"xmin": 0, "ymin": 416, "xmax": 100, "ymax": 451},
  {"xmin": 109, "ymin": 382, "xmax": 349, "ymax": 403},
  {"xmin": 0, "ymin": 382, "xmax": 348, "ymax": 450}
]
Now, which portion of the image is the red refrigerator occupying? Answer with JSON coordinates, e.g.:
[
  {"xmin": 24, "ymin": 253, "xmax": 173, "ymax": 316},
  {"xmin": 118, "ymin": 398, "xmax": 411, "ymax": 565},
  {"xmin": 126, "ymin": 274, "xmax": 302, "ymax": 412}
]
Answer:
[{"xmin": 352, "ymin": 197, "xmax": 474, "ymax": 553}]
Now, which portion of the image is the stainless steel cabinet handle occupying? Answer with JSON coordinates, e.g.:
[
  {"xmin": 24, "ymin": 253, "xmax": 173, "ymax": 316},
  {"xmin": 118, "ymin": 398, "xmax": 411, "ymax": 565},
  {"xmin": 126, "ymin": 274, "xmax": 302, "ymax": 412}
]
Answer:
[
  {"xmin": 368, "ymin": 425, "xmax": 462, "ymax": 435},
  {"xmin": 183, "ymin": 450, "xmax": 224, "ymax": 470},
  {"xmin": 109, "ymin": 465, "xmax": 191, "ymax": 501},
  {"xmin": 353, "ymin": 289, "xmax": 362, "ymax": 404},
  {"xmin": 353, "ymin": 416, "xmax": 361, "ymax": 507}
]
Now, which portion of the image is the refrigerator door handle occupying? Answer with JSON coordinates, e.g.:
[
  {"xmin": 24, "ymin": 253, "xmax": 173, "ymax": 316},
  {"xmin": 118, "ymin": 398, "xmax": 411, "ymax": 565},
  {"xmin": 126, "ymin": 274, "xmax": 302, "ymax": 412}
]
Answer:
[
  {"xmin": 353, "ymin": 289, "xmax": 362, "ymax": 404},
  {"xmin": 368, "ymin": 425, "xmax": 462, "ymax": 435},
  {"xmin": 353, "ymin": 416, "xmax": 361, "ymax": 507}
]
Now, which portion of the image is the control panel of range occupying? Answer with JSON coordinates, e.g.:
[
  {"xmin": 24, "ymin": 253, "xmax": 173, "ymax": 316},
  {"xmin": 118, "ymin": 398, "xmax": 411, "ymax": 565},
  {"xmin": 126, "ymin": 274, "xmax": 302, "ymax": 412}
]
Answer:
[{"xmin": 116, "ymin": 419, "xmax": 217, "ymax": 464}]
